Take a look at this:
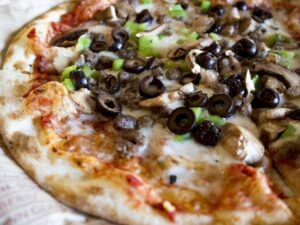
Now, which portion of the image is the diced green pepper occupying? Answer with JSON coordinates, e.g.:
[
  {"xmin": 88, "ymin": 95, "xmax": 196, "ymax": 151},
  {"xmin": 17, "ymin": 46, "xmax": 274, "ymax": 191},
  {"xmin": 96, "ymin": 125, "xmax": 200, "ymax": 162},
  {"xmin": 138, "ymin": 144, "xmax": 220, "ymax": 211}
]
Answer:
[
  {"xmin": 124, "ymin": 21, "xmax": 148, "ymax": 38},
  {"xmin": 252, "ymin": 74, "xmax": 261, "ymax": 90},
  {"xmin": 201, "ymin": 0, "xmax": 211, "ymax": 11},
  {"xmin": 140, "ymin": 0, "xmax": 152, "ymax": 4},
  {"xmin": 168, "ymin": 4, "xmax": 187, "ymax": 18},
  {"xmin": 81, "ymin": 65, "xmax": 98, "ymax": 78},
  {"xmin": 174, "ymin": 133, "xmax": 192, "ymax": 142},
  {"xmin": 112, "ymin": 58, "xmax": 125, "ymax": 71},
  {"xmin": 62, "ymin": 78, "xmax": 75, "ymax": 91},
  {"xmin": 209, "ymin": 32, "xmax": 221, "ymax": 41},
  {"xmin": 138, "ymin": 35, "xmax": 161, "ymax": 57},
  {"xmin": 280, "ymin": 125, "xmax": 296, "ymax": 139},
  {"xmin": 61, "ymin": 65, "xmax": 77, "ymax": 81},
  {"xmin": 76, "ymin": 37, "xmax": 92, "ymax": 52},
  {"xmin": 274, "ymin": 50, "xmax": 295, "ymax": 69},
  {"xmin": 191, "ymin": 107, "xmax": 202, "ymax": 123},
  {"xmin": 199, "ymin": 115, "xmax": 225, "ymax": 127},
  {"xmin": 265, "ymin": 33, "xmax": 289, "ymax": 47}
]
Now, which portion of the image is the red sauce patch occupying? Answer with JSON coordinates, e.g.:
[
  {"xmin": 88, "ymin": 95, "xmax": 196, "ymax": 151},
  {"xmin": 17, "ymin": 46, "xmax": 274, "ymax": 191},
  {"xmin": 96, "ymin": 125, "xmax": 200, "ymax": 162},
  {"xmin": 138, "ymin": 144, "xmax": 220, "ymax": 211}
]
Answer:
[
  {"xmin": 228, "ymin": 163, "xmax": 256, "ymax": 180},
  {"xmin": 61, "ymin": 12, "xmax": 78, "ymax": 27},
  {"xmin": 27, "ymin": 28, "xmax": 37, "ymax": 39},
  {"xmin": 40, "ymin": 113, "xmax": 54, "ymax": 128},
  {"xmin": 126, "ymin": 175, "xmax": 143, "ymax": 187}
]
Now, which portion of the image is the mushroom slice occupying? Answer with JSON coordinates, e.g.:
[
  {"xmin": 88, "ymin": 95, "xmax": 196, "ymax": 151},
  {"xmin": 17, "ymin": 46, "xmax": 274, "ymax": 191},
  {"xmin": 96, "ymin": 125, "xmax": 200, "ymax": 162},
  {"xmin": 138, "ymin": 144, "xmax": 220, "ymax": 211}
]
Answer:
[
  {"xmin": 220, "ymin": 123, "xmax": 265, "ymax": 165},
  {"xmin": 262, "ymin": 75, "xmax": 286, "ymax": 93},
  {"xmin": 70, "ymin": 88, "xmax": 95, "ymax": 114},
  {"xmin": 252, "ymin": 62, "xmax": 300, "ymax": 88},
  {"xmin": 136, "ymin": 24, "xmax": 167, "ymax": 38},
  {"xmin": 191, "ymin": 15, "xmax": 215, "ymax": 34},
  {"xmin": 238, "ymin": 18, "xmax": 257, "ymax": 35},
  {"xmin": 139, "ymin": 83, "xmax": 194, "ymax": 108},
  {"xmin": 252, "ymin": 108, "xmax": 293, "ymax": 124}
]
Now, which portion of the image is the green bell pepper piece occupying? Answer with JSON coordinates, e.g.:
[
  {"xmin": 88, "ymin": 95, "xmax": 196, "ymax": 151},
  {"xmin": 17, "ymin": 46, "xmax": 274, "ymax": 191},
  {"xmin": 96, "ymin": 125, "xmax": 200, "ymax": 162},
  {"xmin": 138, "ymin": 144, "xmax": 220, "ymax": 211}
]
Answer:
[
  {"xmin": 174, "ymin": 133, "xmax": 192, "ymax": 142},
  {"xmin": 81, "ymin": 65, "xmax": 98, "ymax": 78},
  {"xmin": 280, "ymin": 125, "xmax": 296, "ymax": 139},
  {"xmin": 61, "ymin": 65, "xmax": 77, "ymax": 81},
  {"xmin": 168, "ymin": 4, "xmax": 187, "ymax": 18},
  {"xmin": 201, "ymin": 0, "xmax": 211, "ymax": 11},
  {"xmin": 62, "ymin": 78, "xmax": 75, "ymax": 91},
  {"xmin": 112, "ymin": 59, "xmax": 125, "ymax": 71},
  {"xmin": 76, "ymin": 37, "xmax": 92, "ymax": 52}
]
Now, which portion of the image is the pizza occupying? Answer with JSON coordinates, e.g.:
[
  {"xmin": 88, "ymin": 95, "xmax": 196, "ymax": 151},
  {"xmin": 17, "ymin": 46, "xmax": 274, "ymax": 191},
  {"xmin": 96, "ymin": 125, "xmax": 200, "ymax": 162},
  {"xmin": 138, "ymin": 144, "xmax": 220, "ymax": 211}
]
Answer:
[{"xmin": 0, "ymin": 0, "xmax": 300, "ymax": 224}]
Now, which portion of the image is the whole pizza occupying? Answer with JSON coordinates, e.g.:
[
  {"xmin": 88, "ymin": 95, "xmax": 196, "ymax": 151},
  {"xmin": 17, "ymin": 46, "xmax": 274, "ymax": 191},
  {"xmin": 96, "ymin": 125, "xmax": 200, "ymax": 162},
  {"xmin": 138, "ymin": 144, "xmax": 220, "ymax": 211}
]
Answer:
[{"xmin": 1, "ymin": 0, "xmax": 300, "ymax": 224}]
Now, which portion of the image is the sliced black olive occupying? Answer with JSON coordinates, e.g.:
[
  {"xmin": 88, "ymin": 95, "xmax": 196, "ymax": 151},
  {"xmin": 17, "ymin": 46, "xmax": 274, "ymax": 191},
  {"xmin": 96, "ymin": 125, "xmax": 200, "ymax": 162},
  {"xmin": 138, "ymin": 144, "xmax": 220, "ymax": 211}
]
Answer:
[
  {"xmin": 52, "ymin": 29, "xmax": 88, "ymax": 47},
  {"xmin": 123, "ymin": 58, "xmax": 146, "ymax": 74},
  {"xmin": 69, "ymin": 70, "xmax": 89, "ymax": 90},
  {"xmin": 185, "ymin": 91, "xmax": 208, "ymax": 107},
  {"xmin": 109, "ymin": 41, "xmax": 123, "ymax": 51},
  {"xmin": 196, "ymin": 52, "xmax": 217, "ymax": 70},
  {"xmin": 90, "ymin": 40, "xmax": 107, "ymax": 52},
  {"xmin": 222, "ymin": 74, "xmax": 246, "ymax": 97},
  {"xmin": 232, "ymin": 38, "xmax": 257, "ymax": 58},
  {"xmin": 209, "ymin": 5, "xmax": 225, "ymax": 17},
  {"xmin": 252, "ymin": 7, "xmax": 272, "ymax": 23},
  {"xmin": 180, "ymin": 73, "xmax": 201, "ymax": 85},
  {"xmin": 112, "ymin": 27, "xmax": 129, "ymax": 43},
  {"xmin": 193, "ymin": 121, "xmax": 222, "ymax": 146},
  {"xmin": 206, "ymin": 20, "xmax": 222, "ymax": 34},
  {"xmin": 169, "ymin": 175, "xmax": 177, "ymax": 184},
  {"xmin": 104, "ymin": 75, "xmax": 120, "ymax": 94},
  {"xmin": 114, "ymin": 114, "xmax": 137, "ymax": 130},
  {"xmin": 252, "ymin": 88, "xmax": 279, "ymax": 108},
  {"xmin": 118, "ymin": 70, "xmax": 134, "ymax": 84},
  {"xmin": 234, "ymin": 1, "xmax": 248, "ymax": 11},
  {"xmin": 203, "ymin": 42, "xmax": 222, "ymax": 55},
  {"xmin": 168, "ymin": 107, "xmax": 195, "ymax": 134},
  {"xmin": 169, "ymin": 48, "xmax": 187, "ymax": 60},
  {"xmin": 136, "ymin": 9, "xmax": 153, "ymax": 23},
  {"xmin": 95, "ymin": 56, "xmax": 114, "ymax": 70},
  {"xmin": 207, "ymin": 94, "xmax": 235, "ymax": 118},
  {"xmin": 287, "ymin": 109, "xmax": 300, "ymax": 121},
  {"xmin": 139, "ymin": 75, "xmax": 166, "ymax": 98},
  {"xmin": 96, "ymin": 92, "xmax": 122, "ymax": 117}
]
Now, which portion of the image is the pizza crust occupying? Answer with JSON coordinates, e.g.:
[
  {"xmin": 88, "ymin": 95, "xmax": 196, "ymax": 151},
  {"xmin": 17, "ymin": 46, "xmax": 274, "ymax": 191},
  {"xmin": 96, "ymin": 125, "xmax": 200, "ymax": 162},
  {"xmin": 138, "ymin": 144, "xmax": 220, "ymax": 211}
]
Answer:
[{"xmin": 2, "ymin": 2, "xmax": 76, "ymax": 73}]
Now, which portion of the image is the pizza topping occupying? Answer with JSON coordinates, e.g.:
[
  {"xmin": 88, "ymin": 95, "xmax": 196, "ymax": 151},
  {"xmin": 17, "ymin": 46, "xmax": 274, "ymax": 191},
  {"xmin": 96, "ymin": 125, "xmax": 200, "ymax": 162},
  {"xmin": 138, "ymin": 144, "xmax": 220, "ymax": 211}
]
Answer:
[
  {"xmin": 220, "ymin": 123, "xmax": 264, "ymax": 164},
  {"xmin": 90, "ymin": 36, "xmax": 107, "ymax": 53},
  {"xmin": 167, "ymin": 107, "xmax": 195, "ymax": 134},
  {"xmin": 196, "ymin": 51, "xmax": 217, "ymax": 70},
  {"xmin": 232, "ymin": 38, "xmax": 257, "ymax": 58},
  {"xmin": 209, "ymin": 4, "xmax": 226, "ymax": 18},
  {"xmin": 252, "ymin": 6, "xmax": 273, "ymax": 23},
  {"xmin": 185, "ymin": 91, "xmax": 208, "ymax": 108},
  {"xmin": 193, "ymin": 121, "xmax": 222, "ymax": 146},
  {"xmin": 111, "ymin": 27, "xmax": 129, "ymax": 44},
  {"xmin": 287, "ymin": 109, "xmax": 300, "ymax": 121},
  {"xmin": 203, "ymin": 41, "xmax": 222, "ymax": 56},
  {"xmin": 52, "ymin": 29, "xmax": 88, "ymax": 47},
  {"xmin": 70, "ymin": 88, "xmax": 95, "ymax": 114},
  {"xmin": 103, "ymin": 75, "xmax": 120, "ymax": 94},
  {"xmin": 123, "ymin": 58, "xmax": 146, "ymax": 74},
  {"xmin": 114, "ymin": 114, "xmax": 138, "ymax": 130},
  {"xmin": 179, "ymin": 72, "xmax": 200, "ymax": 85},
  {"xmin": 96, "ymin": 91, "xmax": 122, "ymax": 117},
  {"xmin": 135, "ymin": 9, "xmax": 153, "ymax": 24},
  {"xmin": 207, "ymin": 94, "xmax": 235, "ymax": 118},
  {"xmin": 252, "ymin": 88, "xmax": 280, "ymax": 108},
  {"xmin": 222, "ymin": 74, "xmax": 246, "ymax": 98},
  {"xmin": 234, "ymin": 1, "xmax": 248, "ymax": 11},
  {"xmin": 69, "ymin": 70, "xmax": 89, "ymax": 90},
  {"xmin": 139, "ymin": 75, "xmax": 166, "ymax": 98}
]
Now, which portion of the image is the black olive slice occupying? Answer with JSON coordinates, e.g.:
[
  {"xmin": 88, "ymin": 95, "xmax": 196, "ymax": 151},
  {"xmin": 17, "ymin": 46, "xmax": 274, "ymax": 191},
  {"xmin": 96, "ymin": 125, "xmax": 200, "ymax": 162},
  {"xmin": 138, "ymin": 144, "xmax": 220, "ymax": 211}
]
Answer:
[
  {"xmin": 136, "ymin": 9, "xmax": 153, "ymax": 23},
  {"xmin": 168, "ymin": 107, "xmax": 195, "ymax": 134},
  {"xmin": 209, "ymin": 5, "xmax": 226, "ymax": 17},
  {"xmin": 95, "ymin": 56, "xmax": 114, "ymax": 70},
  {"xmin": 97, "ymin": 92, "xmax": 122, "ymax": 117},
  {"xmin": 206, "ymin": 20, "xmax": 222, "ymax": 34},
  {"xmin": 203, "ymin": 42, "xmax": 222, "ymax": 56},
  {"xmin": 123, "ymin": 58, "xmax": 146, "ymax": 74},
  {"xmin": 109, "ymin": 41, "xmax": 123, "ymax": 51},
  {"xmin": 287, "ymin": 109, "xmax": 300, "ymax": 121},
  {"xmin": 52, "ymin": 29, "xmax": 88, "ymax": 47},
  {"xmin": 196, "ymin": 52, "xmax": 217, "ymax": 70},
  {"xmin": 193, "ymin": 121, "xmax": 222, "ymax": 146},
  {"xmin": 222, "ymin": 74, "xmax": 246, "ymax": 97},
  {"xmin": 69, "ymin": 70, "xmax": 89, "ymax": 90},
  {"xmin": 104, "ymin": 75, "xmax": 120, "ymax": 94},
  {"xmin": 207, "ymin": 94, "xmax": 235, "ymax": 118},
  {"xmin": 232, "ymin": 38, "xmax": 257, "ymax": 58},
  {"xmin": 139, "ymin": 75, "xmax": 166, "ymax": 98},
  {"xmin": 90, "ymin": 40, "xmax": 107, "ymax": 52},
  {"xmin": 112, "ymin": 28, "xmax": 129, "ymax": 43},
  {"xmin": 234, "ymin": 1, "xmax": 248, "ymax": 11},
  {"xmin": 252, "ymin": 7, "xmax": 272, "ymax": 23},
  {"xmin": 180, "ymin": 73, "xmax": 201, "ymax": 85},
  {"xmin": 252, "ymin": 88, "xmax": 279, "ymax": 108},
  {"xmin": 185, "ymin": 91, "xmax": 208, "ymax": 107}
]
